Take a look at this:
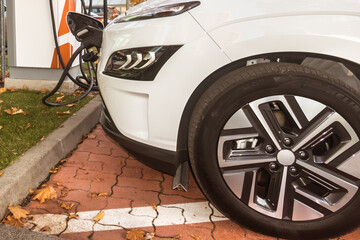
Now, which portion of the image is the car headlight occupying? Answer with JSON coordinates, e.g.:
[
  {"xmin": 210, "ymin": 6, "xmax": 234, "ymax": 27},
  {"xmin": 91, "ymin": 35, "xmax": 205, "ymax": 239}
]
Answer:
[
  {"xmin": 103, "ymin": 46, "xmax": 182, "ymax": 81},
  {"xmin": 114, "ymin": 1, "xmax": 200, "ymax": 23}
]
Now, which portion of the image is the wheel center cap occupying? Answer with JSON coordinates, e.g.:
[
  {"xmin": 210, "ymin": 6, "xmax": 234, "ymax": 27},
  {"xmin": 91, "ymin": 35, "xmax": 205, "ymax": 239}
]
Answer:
[{"xmin": 277, "ymin": 149, "xmax": 295, "ymax": 166}]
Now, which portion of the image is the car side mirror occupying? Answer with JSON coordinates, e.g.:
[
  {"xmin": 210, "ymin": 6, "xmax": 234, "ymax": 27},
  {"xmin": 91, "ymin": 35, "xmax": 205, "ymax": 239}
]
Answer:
[{"xmin": 67, "ymin": 12, "xmax": 103, "ymax": 48}]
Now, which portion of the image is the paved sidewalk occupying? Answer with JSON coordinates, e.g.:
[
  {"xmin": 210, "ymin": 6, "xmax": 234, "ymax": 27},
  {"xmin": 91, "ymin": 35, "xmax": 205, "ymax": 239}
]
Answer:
[{"xmin": 20, "ymin": 125, "xmax": 360, "ymax": 240}]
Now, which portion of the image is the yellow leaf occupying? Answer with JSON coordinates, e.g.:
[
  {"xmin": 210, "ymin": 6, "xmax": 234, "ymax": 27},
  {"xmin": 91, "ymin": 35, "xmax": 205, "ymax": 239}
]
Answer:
[
  {"xmin": 29, "ymin": 188, "xmax": 34, "ymax": 194},
  {"xmin": 93, "ymin": 211, "xmax": 104, "ymax": 222},
  {"xmin": 48, "ymin": 169, "xmax": 57, "ymax": 174},
  {"xmin": 40, "ymin": 226, "xmax": 51, "ymax": 232},
  {"xmin": 95, "ymin": 177, "xmax": 103, "ymax": 182},
  {"xmin": 0, "ymin": 88, "xmax": 7, "ymax": 94},
  {"xmin": 63, "ymin": 110, "xmax": 71, "ymax": 114},
  {"xmin": 66, "ymin": 104, "xmax": 75, "ymax": 107},
  {"xmin": 151, "ymin": 203, "xmax": 157, "ymax": 211},
  {"xmin": 8, "ymin": 205, "xmax": 30, "ymax": 220},
  {"xmin": 32, "ymin": 187, "xmax": 57, "ymax": 204},
  {"xmin": 40, "ymin": 136, "xmax": 45, "ymax": 141},
  {"xmin": 2, "ymin": 215, "xmax": 23, "ymax": 228},
  {"xmin": 67, "ymin": 214, "xmax": 78, "ymax": 220},
  {"xmin": 58, "ymin": 201, "xmax": 74, "ymax": 210},
  {"xmin": 4, "ymin": 109, "xmax": 12, "ymax": 114},
  {"xmin": 87, "ymin": 134, "xmax": 96, "ymax": 139},
  {"xmin": 89, "ymin": 192, "xmax": 97, "ymax": 198},
  {"xmin": 23, "ymin": 85, "xmax": 28, "ymax": 90},
  {"xmin": 126, "ymin": 229, "xmax": 145, "ymax": 240},
  {"xmin": 144, "ymin": 232, "xmax": 155, "ymax": 240},
  {"xmin": 55, "ymin": 182, "xmax": 62, "ymax": 186},
  {"xmin": 0, "ymin": 172, "xmax": 3, "ymax": 177},
  {"xmin": 0, "ymin": 100, "xmax": 3, "ymax": 103},
  {"xmin": 55, "ymin": 96, "xmax": 65, "ymax": 103},
  {"xmin": 25, "ymin": 123, "xmax": 31, "ymax": 130},
  {"xmin": 0, "ymin": 126, "xmax": 2, "ymax": 130},
  {"xmin": 191, "ymin": 235, "xmax": 202, "ymax": 240},
  {"xmin": 97, "ymin": 192, "xmax": 109, "ymax": 197}
]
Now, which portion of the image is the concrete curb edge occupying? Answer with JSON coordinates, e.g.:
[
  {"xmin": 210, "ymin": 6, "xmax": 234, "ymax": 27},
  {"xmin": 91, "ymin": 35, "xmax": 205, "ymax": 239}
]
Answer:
[{"xmin": 0, "ymin": 96, "xmax": 102, "ymax": 219}]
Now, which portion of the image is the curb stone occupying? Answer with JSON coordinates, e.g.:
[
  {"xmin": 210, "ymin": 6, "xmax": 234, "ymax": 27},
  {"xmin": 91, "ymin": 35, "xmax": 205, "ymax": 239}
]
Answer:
[
  {"xmin": 0, "ymin": 96, "xmax": 102, "ymax": 219},
  {"xmin": 0, "ymin": 223, "xmax": 65, "ymax": 240}
]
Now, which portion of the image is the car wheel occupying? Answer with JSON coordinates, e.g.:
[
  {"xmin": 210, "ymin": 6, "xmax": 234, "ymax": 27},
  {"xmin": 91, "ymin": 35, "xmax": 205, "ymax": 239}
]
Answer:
[{"xmin": 188, "ymin": 63, "xmax": 360, "ymax": 239}]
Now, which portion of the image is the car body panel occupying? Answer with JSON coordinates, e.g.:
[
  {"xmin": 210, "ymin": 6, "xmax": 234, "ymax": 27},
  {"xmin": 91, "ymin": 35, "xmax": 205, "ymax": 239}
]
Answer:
[{"xmin": 98, "ymin": 0, "xmax": 360, "ymax": 152}]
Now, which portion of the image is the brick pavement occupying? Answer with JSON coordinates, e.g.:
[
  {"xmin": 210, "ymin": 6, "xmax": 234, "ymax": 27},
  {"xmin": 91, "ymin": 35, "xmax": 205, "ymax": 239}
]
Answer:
[{"xmin": 20, "ymin": 125, "xmax": 360, "ymax": 240}]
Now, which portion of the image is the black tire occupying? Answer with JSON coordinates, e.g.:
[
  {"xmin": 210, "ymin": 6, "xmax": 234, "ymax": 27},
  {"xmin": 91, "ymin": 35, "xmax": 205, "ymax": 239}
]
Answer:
[{"xmin": 188, "ymin": 63, "xmax": 360, "ymax": 239}]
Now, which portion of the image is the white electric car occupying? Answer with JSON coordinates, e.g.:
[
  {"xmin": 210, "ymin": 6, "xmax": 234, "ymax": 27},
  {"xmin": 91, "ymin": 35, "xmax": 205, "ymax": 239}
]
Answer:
[{"xmin": 96, "ymin": 0, "xmax": 360, "ymax": 238}]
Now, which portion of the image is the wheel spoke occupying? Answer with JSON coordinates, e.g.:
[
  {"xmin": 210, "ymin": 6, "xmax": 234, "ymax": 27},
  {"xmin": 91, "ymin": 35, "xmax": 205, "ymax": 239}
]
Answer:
[
  {"xmin": 292, "ymin": 108, "xmax": 336, "ymax": 152},
  {"xmin": 248, "ymin": 167, "xmax": 290, "ymax": 219},
  {"xmin": 218, "ymin": 128, "xmax": 276, "ymax": 169},
  {"xmin": 284, "ymin": 95, "xmax": 309, "ymax": 128},
  {"xmin": 295, "ymin": 160, "xmax": 358, "ymax": 212}
]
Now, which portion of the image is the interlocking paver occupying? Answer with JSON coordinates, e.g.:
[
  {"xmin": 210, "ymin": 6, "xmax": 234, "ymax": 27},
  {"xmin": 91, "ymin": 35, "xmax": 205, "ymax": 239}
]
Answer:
[{"xmin": 19, "ymin": 125, "xmax": 360, "ymax": 240}]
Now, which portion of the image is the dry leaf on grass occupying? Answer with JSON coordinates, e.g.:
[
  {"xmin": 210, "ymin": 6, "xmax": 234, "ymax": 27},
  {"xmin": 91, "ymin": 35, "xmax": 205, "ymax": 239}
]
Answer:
[
  {"xmin": 2, "ymin": 215, "xmax": 23, "ymax": 228},
  {"xmin": 93, "ymin": 211, "xmax": 104, "ymax": 222},
  {"xmin": 9, "ymin": 87, "xmax": 16, "ymax": 92},
  {"xmin": 4, "ymin": 107, "xmax": 26, "ymax": 115},
  {"xmin": 40, "ymin": 226, "xmax": 51, "ymax": 232},
  {"xmin": 40, "ymin": 88, "xmax": 49, "ymax": 93},
  {"xmin": 0, "ymin": 172, "xmax": 3, "ymax": 177},
  {"xmin": 126, "ymin": 229, "xmax": 145, "ymax": 240},
  {"xmin": 0, "ymin": 100, "xmax": 3, "ymax": 103},
  {"xmin": 8, "ymin": 205, "xmax": 30, "ymax": 221},
  {"xmin": 55, "ymin": 96, "xmax": 65, "ymax": 103},
  {"xmin": 0, "ymin": 88, "xmax": 7, "ymax": 94},
  {"xmin": 67, "ymin": 214, "xmax": 78, "ymax": 221},
  {"xmin": 66, "ymin": 104, "xmax": 75, "ymax": 107},
  {"xmin": 40, "ymin": 136, "xmax": 45, "ymax": 141},
  {"xmin": 56, "ymin": 110, "xmax": 71, "ymax": 115},
  {"xmin": 0, "ymin": 126, "xmax": 2, "ymax": 130},
  {"xmin": 33, "ymin": 187, "xmax": 57, "ymax": 204},
  {"xmin": 191, "ymin": 235, "xmax": 202, "ymax": 240}
]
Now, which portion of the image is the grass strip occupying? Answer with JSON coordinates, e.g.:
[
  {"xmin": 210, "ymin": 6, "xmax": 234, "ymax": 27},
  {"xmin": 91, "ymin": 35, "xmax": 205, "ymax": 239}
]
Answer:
[{"xmin": 0, "ymin": 90, "xmax": 94, "ymax": 170}]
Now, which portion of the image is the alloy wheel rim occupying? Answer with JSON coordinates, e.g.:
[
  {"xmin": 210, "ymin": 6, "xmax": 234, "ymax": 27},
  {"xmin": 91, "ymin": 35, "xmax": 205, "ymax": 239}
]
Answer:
[{"xmin": 217, "ymin": 95, "xmax": 360, "ymax": 221}]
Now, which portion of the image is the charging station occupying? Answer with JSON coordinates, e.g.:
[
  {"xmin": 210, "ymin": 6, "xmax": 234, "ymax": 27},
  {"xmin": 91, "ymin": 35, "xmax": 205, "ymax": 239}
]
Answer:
[{"xmin": 5, "ymin": 0, "xmax": 82, "ymax": 92}]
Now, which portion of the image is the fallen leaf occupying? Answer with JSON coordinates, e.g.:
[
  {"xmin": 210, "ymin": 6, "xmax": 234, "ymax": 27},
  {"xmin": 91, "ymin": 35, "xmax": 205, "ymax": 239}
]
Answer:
[
  {"xmin": 0, "ymin": 100, "xmax": 3, "ymax": 103},
  {"xmin": 145, "ymin": 232, "xmax": 155, "ymax": 240},
  {"xmin": 23, "ymin": 85, "xmax": 27, "ymax": 90},
  {"xmin": 0, "ymin": 172, "xmax": 3, "ymax": 177},
  {"xmin": 56, "ymin": 110, "xmax": 71, "ymax": 115},
  {"xmin": 0, "ymin": 126, "xmax": 2, "ymax": 130},
  {"xmin": 173, "ymin": 235, "xmax": 182, "ymax": 239},
  {"xmin": 95, "ymin": 177, "xmax": 103, "ymax": 182},
  {"xmin": 0, "ymin": 88, "xmax": 7, "ymax": 94},
  {"xmin": 97, "ymin": 192, "xmax": 109, "ymax": 197},
  {"xmin": 2, "ymin": 215, "xmax": 23, "ymax": 228},
  {"xmin": 60, "ymin": 158, "xmax": 68, "ymax": 163},
  {"xmin": 55, "ymin": 182, "xmax": 62, "ymax": 186},
  {"xmin": 40, "ymin": 136, "xmax": 45, "ymax": 141},
  {"xmin": 4, "ymin": 107, "xmax": 26, "ymax": 115},
  {"xmin": 25, "ymin": 123, "xmax": 31, "ymax": 129},
  {"xmin": 151, "ymin": 203, "xmax": 157, "ymax": 211},
  {"xmin": 93, "ymin": 211, "xmax": 104, "ymax": 222},
  {"xmin": 66, "ymin": 104, "xmax": 75, "ymax": 107},
  {"xmin": 32, "ymin": 187, "xmax": 57, "ymax": 204},
  {"xmin": 58, "ymin": 201, "xmax": 74, "ymax": 210},
  {"xmin": 40, "ymin": 88, "xmax": 49, "ymax": 93},
  {"xmin": 8, "ymin": 205, "xmax": 30, "ymax": 220},
  {"xmin": 39, "ymin": 226, "xmax": 51, "ymax": 232},
  {"xmin": 126, "ymin": 229, "xmax": 145, "ymax": 240},
  {"xmin": 9, "ymin": 87, "xmax": 16, "ymax": 92},
  {"xmin": 55, "ymin": 96, "xmax": 65, "ymax": 103},
  {"xmin": 48, "ymin": 169, "xmax": 57, "ymax": 174},
  {"xmin": 67, "ymin": 214, "xmax": 78, "ymax": 220},
  {"xmin": 191, "ymin": 235, "xmax": 202, "ymax": 240},
  {"xmin": 87, "ymin": 134, "xmax": 96, "ymax": 139},
  {"xmin": 29, "ymin": 188, "xmax": 34, "ymax": 194},
  {"xmin": 89, "ymin": 193, "xmax": 97, "ymax": 198}
]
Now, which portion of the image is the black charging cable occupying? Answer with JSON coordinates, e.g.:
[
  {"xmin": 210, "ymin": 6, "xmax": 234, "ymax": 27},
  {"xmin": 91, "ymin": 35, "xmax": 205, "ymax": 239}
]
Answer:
[{"xmin": 44, "ymin": 0, "xmax": 98, "ymax": 106}]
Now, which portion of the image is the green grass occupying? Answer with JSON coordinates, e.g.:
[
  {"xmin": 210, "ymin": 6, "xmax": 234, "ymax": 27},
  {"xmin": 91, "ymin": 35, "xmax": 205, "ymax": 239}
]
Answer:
[{"xmin": 0, "ymin": 90, "xmax": 94, "ymax": 170}]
